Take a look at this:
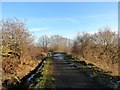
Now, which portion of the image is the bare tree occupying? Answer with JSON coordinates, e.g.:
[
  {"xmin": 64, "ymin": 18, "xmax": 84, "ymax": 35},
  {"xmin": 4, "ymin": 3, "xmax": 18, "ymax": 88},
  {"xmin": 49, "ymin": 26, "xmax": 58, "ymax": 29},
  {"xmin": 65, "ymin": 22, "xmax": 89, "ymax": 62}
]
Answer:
[
  {"xmin": 49, "ymin": 35, "xmax": 72, "ymax": 52},
  {"xmin": 72, "ymin": 32, "xmax": 94, "ymax": 59},
  {"xmin": 37, "ymin": 35, "xmax": 50, "ymax": 52},
  {"xmin": 71, "ymin": 27, "xmax": 118, "ymax": 75},
  {"xmin": 92, "ymin": 27, "xmax": 118, "ymax": 63},
  {"xmin": 1, "ymin": 18, "xmax": 34, "ymax": 61},
  {"xmin": 1, "ymin": 18, "xmax": 44, "ymax": 89}
]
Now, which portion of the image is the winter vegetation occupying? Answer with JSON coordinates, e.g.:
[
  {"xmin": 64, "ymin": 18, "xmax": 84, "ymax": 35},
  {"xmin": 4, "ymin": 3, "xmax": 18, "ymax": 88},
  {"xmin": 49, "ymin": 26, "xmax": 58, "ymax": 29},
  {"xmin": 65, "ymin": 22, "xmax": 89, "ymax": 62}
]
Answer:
[
  {"xmin": 1, "ymin": 18, "xmax": 46, "ymax": 89},
  {"xmin": 1, "ymin": 18, "xmax": 119, "ymax": 89},
  {"xmin": 37, "ymin": 27, "xmax": 119, "ymax": 76},
  {"xmin": 71, "ymin": 27, "xmax": 118, "ymax": 76}
]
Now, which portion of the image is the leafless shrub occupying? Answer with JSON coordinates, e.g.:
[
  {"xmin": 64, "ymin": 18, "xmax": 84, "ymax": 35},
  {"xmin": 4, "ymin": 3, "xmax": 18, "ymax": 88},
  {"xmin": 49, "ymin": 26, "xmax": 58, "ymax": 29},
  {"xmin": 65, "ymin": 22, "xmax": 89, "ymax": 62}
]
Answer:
[
  {"xmin": 1, "ymin": 18, "xmax": 40, "ymax": 88},
  {"xmin": 72, "ymin": 27, "xmax": 118, "ymax": 75},
  {"xmin": 37, "ymin": 35, "xmax": 73, "ymax": 53}
]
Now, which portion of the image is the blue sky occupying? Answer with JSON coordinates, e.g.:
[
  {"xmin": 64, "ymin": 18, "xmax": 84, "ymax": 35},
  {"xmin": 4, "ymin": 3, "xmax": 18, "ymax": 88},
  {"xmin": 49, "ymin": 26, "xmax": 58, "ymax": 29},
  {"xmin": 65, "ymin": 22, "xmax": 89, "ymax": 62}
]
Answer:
[{"xmin": 2, "ymin": 2, "xmax": 118, "ymax": 40}]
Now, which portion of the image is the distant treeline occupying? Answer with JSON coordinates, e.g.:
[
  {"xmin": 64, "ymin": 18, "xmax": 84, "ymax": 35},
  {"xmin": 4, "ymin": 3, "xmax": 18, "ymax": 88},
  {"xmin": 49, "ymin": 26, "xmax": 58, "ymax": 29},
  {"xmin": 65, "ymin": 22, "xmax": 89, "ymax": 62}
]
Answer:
[{"xmin": 37, "ymin": 27, "xmax": 118, "ymax": 75}]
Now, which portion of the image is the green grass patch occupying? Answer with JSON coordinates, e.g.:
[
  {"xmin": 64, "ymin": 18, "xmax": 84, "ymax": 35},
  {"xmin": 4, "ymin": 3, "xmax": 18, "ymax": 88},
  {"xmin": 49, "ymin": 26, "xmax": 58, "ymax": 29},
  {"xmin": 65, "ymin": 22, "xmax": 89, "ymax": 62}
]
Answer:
[{"xmin": 31, "ymin": 58, "xmax": 55, "ymax": 89}]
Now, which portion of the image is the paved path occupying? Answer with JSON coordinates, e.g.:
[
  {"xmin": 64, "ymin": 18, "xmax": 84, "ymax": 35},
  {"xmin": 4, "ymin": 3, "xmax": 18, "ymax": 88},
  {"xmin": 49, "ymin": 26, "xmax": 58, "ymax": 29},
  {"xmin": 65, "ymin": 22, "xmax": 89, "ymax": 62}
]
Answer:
[{"xmin": 52, "ymin": 58, "xmax": 110, "ymax": 89}]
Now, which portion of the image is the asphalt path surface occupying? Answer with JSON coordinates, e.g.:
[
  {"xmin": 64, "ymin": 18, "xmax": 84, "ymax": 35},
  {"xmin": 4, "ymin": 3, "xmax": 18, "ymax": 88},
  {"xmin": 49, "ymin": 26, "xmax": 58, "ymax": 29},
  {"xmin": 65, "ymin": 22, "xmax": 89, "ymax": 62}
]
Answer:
[{"xmin": 52, "ymin": 55, "xmax": 111, "ymax": 89}]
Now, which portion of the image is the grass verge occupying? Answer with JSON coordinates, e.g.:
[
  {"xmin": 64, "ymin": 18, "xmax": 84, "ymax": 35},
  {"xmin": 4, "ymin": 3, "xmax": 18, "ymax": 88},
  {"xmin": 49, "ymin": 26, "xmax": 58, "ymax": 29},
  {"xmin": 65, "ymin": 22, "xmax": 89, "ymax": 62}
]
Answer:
[
  {"xmin": 65, "ymin": 55, "xmax": 120, "ymax": 89},
  {"xmin": 30, "ymin": 58, "xmax": 55, "ymax": 89}
]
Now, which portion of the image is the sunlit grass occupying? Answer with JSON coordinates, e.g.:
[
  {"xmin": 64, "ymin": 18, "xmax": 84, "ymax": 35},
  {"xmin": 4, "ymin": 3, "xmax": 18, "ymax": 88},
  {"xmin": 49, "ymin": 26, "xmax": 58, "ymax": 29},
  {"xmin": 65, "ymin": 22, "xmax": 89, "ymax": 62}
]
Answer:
[{"xmin": 31, "ymin": 58, "xmax": 55, "ymax": 89}]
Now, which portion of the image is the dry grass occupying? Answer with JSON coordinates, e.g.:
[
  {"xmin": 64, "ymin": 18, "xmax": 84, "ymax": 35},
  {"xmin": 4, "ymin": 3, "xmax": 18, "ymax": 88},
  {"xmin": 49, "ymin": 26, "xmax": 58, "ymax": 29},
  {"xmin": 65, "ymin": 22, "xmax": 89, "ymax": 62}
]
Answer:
[{"xmin": 2, "ymin": 57, "xmax": 40, "ymax": 89}]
